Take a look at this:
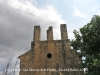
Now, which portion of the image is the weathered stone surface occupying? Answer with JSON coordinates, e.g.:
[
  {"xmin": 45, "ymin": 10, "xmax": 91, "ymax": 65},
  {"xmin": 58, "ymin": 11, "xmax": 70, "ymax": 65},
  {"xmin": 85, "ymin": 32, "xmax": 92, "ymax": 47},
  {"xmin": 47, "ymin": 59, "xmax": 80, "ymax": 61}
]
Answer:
[{"xmin": 18, "ymin": 24, "xmax": 84, "ymax": 75}]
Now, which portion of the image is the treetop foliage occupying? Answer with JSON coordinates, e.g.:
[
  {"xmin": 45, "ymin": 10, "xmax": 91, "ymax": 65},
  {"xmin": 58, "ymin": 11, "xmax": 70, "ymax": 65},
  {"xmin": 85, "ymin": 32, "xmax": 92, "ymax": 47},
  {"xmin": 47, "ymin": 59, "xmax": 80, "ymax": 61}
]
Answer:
[{"xmin": 71, "ymin": 15, "xmax": 100, "ymax": 75}]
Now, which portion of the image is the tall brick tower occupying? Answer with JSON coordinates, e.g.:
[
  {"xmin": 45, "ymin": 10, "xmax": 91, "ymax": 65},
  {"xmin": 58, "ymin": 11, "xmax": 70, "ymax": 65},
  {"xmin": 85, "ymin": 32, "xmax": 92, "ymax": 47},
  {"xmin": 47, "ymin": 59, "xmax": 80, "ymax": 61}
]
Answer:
[{"xmin": 18, "ymin": 24, "xmax": 83, "ymax": 75}]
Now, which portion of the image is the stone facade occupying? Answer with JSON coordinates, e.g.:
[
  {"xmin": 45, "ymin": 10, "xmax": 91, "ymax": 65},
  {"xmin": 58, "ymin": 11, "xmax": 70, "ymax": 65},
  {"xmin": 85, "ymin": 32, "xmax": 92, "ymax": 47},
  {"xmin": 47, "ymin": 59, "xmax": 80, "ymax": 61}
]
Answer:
[{"xmin": 18, "ymin": 24, "xmax": 83, "ymax": 75}]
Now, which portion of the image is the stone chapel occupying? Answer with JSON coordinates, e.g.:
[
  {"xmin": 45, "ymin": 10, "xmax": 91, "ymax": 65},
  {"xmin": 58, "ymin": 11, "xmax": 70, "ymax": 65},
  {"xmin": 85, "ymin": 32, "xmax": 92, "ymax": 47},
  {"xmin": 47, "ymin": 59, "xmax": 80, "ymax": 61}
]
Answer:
[{"xmin": 18, "ymin": 24, "xmax": 83, "ymax": 75}]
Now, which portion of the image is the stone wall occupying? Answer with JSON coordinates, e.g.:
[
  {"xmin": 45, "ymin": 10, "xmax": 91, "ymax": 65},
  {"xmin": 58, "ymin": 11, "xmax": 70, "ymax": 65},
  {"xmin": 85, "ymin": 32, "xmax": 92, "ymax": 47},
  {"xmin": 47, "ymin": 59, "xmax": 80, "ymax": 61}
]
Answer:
[{"xmin": 18, "ymin": 24, "xmax": 84, "ymax": 75}]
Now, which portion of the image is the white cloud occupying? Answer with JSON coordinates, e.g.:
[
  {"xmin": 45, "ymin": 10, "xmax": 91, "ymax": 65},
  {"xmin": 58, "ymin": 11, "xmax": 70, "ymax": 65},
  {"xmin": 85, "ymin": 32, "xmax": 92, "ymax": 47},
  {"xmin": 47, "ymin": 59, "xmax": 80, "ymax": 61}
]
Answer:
[
  {"xmin": 0, "ymin": 0, "xmax": 65, "ymax": 48},
  {"xmin": 6, "ymin": 0, "xmax": 65, "ymax": 40},
  {"xmin": 0, "ymin": 0, "xmax": 65, "ymax": 73},
  {"xmin": 7, "ymin": 0, "xmax": 65, "ymax": 24},
  {"xmin": 74, "ymin": 8, "xmax": 87, "ymax": 18}
]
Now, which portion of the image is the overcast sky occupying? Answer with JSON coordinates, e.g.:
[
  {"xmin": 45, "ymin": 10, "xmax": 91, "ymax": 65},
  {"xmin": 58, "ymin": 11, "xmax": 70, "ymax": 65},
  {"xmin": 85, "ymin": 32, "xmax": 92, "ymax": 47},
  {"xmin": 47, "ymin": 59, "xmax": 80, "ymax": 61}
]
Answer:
[{"xmin": 0, "ymin": 0, "xmax": 100, "ymax": 74}]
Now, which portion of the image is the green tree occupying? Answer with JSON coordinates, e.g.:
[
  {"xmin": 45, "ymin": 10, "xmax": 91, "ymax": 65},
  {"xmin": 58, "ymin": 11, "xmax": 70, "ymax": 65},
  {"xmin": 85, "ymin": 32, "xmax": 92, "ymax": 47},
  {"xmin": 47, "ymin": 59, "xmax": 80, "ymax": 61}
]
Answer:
[{"xmin": 71, "ymin": 15, "xmax": 100, "ymax": 75}]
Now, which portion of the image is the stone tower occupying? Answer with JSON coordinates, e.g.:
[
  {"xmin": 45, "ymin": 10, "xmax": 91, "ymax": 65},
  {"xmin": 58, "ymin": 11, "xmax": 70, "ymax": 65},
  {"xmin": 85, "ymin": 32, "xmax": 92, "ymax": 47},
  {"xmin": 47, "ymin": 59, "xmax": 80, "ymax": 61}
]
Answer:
[{"xmin": 18, "ymin": 24, "xmax": 83, "ymax": 75}]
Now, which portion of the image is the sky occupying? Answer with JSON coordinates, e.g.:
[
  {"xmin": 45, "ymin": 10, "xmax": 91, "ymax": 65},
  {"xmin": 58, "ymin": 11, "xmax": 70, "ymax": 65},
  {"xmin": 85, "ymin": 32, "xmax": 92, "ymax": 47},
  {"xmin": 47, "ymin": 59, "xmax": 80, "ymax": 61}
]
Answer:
[{"xmin": 0, "ymin": 0, "xmax": 100, "ymax": 75}]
